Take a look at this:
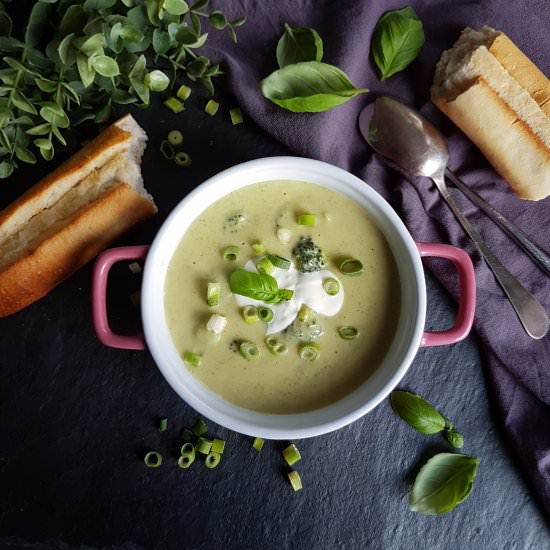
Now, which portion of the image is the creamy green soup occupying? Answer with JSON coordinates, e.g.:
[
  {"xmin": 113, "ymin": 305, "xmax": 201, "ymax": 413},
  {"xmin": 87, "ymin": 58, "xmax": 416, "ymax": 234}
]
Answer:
[{"xmin": 164, "ymin": 180, "xmax": 400, "ymax": 414}]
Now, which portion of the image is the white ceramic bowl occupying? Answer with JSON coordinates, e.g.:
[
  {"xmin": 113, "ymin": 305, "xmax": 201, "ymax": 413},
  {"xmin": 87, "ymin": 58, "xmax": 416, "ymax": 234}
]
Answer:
[{"xmin": 93, "ymin": 157, "xmax": 475, "ymax": 439}]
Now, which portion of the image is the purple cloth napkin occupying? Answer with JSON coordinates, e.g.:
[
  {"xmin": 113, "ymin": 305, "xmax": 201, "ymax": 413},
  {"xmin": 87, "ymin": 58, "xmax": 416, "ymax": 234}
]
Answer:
[{"xmin": 206, "ymin": 0, "xmax": 550, "ymax": 516}]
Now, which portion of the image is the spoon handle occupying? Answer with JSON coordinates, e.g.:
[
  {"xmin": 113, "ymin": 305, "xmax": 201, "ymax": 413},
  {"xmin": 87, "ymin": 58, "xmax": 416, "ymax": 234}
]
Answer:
[
  {"xmin": 445, "ymin": 168, "xmax": 550, "ymax": 277},
  {"xmin": 431, "ymin": 173, "xmax": 549, "ymax": 340}
]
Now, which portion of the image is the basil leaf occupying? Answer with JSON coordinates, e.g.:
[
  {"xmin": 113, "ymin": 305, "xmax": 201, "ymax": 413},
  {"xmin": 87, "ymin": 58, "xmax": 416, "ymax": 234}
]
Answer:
[
  {"xmin": 229, "ymin": 269, "xmax": 280, "ymax": 303},
  {"xmin": 445, "ymin": 428, "xmax": 464, "ymax": 449},
  {"xmin": 371, "ymin": 6, "xmax": 425, "ymax": 81},
  {"xmin": 390, "ymin": 390, "xmax": 446, "ymax": 434},
  {"xmin": 410, "ymin": 453, "xmax": 479, "ymax": 515},
  {"xmin": 276, "ymin": 23, "xmax": 323, "ymax": 68},
  {"xmin": 260, "ymin": 61, "xmax": 368, "ymax": 113}
]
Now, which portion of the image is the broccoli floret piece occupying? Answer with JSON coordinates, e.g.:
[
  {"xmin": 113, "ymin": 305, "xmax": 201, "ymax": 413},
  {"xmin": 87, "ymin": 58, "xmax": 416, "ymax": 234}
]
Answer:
[
  {"xmin": 284, "ymin": 305, "xmax": 324, "ymax": 341},
  {"xmin": 223, "ymin": 210, "xmax": 248, "ymax": 233},
  {"xmin": 292, "ymin": 236, "xmax": 327, "ymax": 273}
]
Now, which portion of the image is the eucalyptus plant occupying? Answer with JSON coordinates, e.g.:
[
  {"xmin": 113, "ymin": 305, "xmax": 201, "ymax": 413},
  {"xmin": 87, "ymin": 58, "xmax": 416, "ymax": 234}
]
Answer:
[{"xmin": 0, "ymin": 0, "xmax": 245, "ymax": 178}]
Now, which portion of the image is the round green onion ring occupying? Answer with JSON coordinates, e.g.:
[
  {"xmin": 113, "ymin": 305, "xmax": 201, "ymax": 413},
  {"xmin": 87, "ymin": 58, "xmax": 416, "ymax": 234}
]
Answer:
[
  {"xmin": 180, "ymin": 442, "xmax": 196, "ymax": 457},
  {"xmin": 174, "ymin": 151, "xmax": 192, "ymax": 167},
  {"xmin": 265, "ymin": 335, "xmax": 287, "ymax": 355},
  {"xmin": 258, "ymin": 306, "xmax": 274, "ymax": 323},
  {"xmin": 167, "ymin": 130, "xmax": 183, "ymax": 146},
  {"xmin": 223, "ymin": 245, "xmax": 240, "ymax": 262},
  {"xmin": 239, "ymin": 341, "xmax": 260, "ymax": 360},
  {"xmin": 338, "ymin": 326, "xmax": 359, "ymax": 340},
  {"xmin": 164, "ymin": 97, "xmax": 184, "ymax": 113},
  {"xmin": 288, "ymin": 470, "xmax": 303, "ymax": 491},
  {"xmin": 195, "ymin": 437, "xmax": 212, "ymax": 455},
  {"xmin": 211, "ymin": 438, "xmax": 225, "ymax": 454},
  {"xmin": 267, "ymin": 254, "xmax": 291, "ymax": 270},
  {"xmin": 322, "ymin": 277, "xmax": 340, "ymax": 296},
  {"xmin": 229, "ymin": 107, "xmax": 243, "ymax": 126},
  {"xmin": 252, "ymin": 437, "xmax": 265, "ymax": 452},
  {"xmin": 299, "ymin": 342, "xmax": 320, "ymax": 361},
  {"xmin": 160, "ymin": 140, "xmax": 175, "ymax": 160},
  {"xmin": 282, "ymin": 443, "xmax": 302, "ymax": 466},
  {"xmin": 297, "ymin": 213, "xmax": 316, "ymax": 227},
  {"xmin": 339, "ymin": 258, "xmax": 364, "ymax": 276},
  {"xmin": 144, "ymin": 451, "xmax": 162, "ymax": 468},
  {"xmin": 242, "ymin": 305, "xmax": 259, "ymax": 324},
  {"xmin": 205, "ymin": 451, "xmax": 222, "ymax": 469},
  {"xmin": 256, "ymin": 256, "xmax": 274, "ymax": 275},
  {"xmin": 205, "ymin": 99, "xmax": 219, "ymax": 116},
  {"xmin": 176, "ymin": 84, "xmax": 191, "ymax": 101},
  {"xmin": 177, "ymin": 454, "xmax": 195, "ymax": 469}
]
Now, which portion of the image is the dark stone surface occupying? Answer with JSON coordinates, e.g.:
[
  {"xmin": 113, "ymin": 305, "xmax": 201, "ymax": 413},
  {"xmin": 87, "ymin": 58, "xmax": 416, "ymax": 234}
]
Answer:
[{"xmin": 0, "ymin": 93, "xmax": 548, "ymax": 550}]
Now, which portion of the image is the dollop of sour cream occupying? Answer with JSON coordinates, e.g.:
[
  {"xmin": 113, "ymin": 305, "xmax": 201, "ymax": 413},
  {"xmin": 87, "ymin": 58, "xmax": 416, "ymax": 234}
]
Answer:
[{"xmin": 234, "ymin": 260, "xmax": 344, "ymax": 335}]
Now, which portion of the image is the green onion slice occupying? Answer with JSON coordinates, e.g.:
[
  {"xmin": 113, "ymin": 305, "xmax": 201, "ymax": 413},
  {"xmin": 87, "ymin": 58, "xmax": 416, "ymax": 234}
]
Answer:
[
  {"xmin": 267, "ymin": 254, "xmax": 291, "ymax": 270},
  {"xmin": 239, "ymin": 341, "xmax": 259, "ymax": 360},
  {"xmin": 196, "ymin": 437, "xmax": 212, "ymax": 455},
  {"xmin": 211, "ymin": 438, "xmax": 225, "ymax": 454},
  {"xmin": 252, "ymin": 241, "xmax": 266, "ymax": 255},
  {"xmin": 288, "ymin": 470, "xmax": 303, "ymax": 492},
  {"xmin": 177, "ymin": 454, "xmax": 195, "ymax": 469},
  {"xmin": 256, "ymin": 256, "xmax": 275, "ymax": 275},
  {"xmin": 205, "ymin": 99, "xmax": 219, "ymax": 116},
  {"xmin": 223, "ymin": 245, "xmax": 240, "ymax": 262},
  {"xmin": 323, "ymin": 277, "xmax": 340, "ymax": 296},
  {"xmin": 181, "ymin": 429, "xmax": 193, "ymax": 442},
  {"xmin": 297, "ymin": 213, "xmax": 316, "ymax": 227},
  {"xmin": 144, "ymin": 451, "xmax": 162, "ymax": 468},
  {"xmin": 338, "ymin": 326, "xmax": 359, "ymax": 340},
  {"xmin": 205, "ymin": 451, "xmax": 221, "ymax": 469},
  {"xmin": 265, "ymin": 335, "xmax": 287, "ymax": 355},
  {"xmin": 252, "ymin": 437, "xmax": 265, "ymax": 452},
  {"xmin": 128, "ymin": 261, "xmax": 142, "ymax": 274},
  {"xmin": 177, "ymin": 84, "xmax": 191, "ymax": 101},
  {"xmin": 258, "ymin": 306, "xmax": 274, "ymax": 323},
  {"xmin": 282, "ymin": 443, "xmax": 302, "ymax": 466},
  {"xmin": 278, "ymin": 289, "xmax": 294, "ymax": 301},
  {"xmin": 183, "ymin": 351, "xmax": 202, "ymax": 367},
  {"xmin": 167, "ymin": 130, "xmax": 183, "ymax": 146},
  {"xmin": 180, "ymin": 442, "xmax": 196, "ymax": 457},
  {"xmin": 192, "ymin": 417, "xmax": 208, "ymax": 437},
  {"xmin": 299, "ymin": 342, "xmax": 320, "ymax": 361},
  {"xmin": 242, "ymin": 305, "xmax": 259, "ymax": 324},
  {"xmin": 339, "ymin": 258, "xmax": 364, "ymax": 276},
  {"xmin": 160, "ymin": 140, "xmax": 175, "ymax": 160},
  {"xmin": 207, "ymin": 282, "xmax": 221, "ymax": 307},
  {"xmin": 229, "ymin": 107, "xmax": 243, "ymax": 125},
  {"xmin": 174, "ymin": 151, "xmax": 192, "ymax": 167},
  {"xmin": 159, "ymin": 417, "xmax": 168, "ymax": 432},
  {"xmin": 164, "ymin": 97, "xmax": 185, "ymax": 113}
]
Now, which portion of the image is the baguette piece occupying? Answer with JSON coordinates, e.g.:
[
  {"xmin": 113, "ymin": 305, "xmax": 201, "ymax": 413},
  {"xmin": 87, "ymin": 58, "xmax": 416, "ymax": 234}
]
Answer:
[
  {"xmin": 431, "ymin": 26, "xmax": 550, "ymax": 201},
  {"xmin": 0, "ymin": 114, "xmax": 157, "ymax": 317}
]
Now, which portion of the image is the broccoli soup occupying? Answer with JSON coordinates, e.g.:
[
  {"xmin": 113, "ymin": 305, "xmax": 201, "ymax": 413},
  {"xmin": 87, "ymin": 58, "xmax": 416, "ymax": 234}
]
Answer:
[{"xmin": 164, "ymin": 180, "xmax": 401, "ymax": 414}]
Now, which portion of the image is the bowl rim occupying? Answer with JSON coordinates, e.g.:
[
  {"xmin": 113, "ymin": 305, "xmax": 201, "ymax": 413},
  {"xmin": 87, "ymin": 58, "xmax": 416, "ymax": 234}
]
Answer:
[{"xmin": 141, "ymin": 156, "xmax": 426, "ymax": 439}]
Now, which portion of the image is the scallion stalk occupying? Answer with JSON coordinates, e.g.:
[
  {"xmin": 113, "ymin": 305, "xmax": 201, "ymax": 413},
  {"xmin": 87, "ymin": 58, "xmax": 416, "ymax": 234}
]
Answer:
[
  {"xmin": 223, "ymin": 245, "xmax": 240, "ymax": 262},
  {"xmin": 252, "ymin": 241, "xmax": 267, "ymax": 255},
  {"xmin": 265, "ymin": 335, "xmax": 287, "ymax": 355},
  {"xmin": 205, "ymin": 99, "xmax": 219, "ymax": 116},
  {"xmin": 177, "ymin": 454, "xmax": 195, "ymax": 469},
  {"xmin": 229, "ymin": 107, "xmax": 243, "ymax": 125},
  {"xmin": 239, "ymin": 341, "xmax": 259, "ymax": 360},
  {"xmin": 205, "ymin": 451, "xmax": 221, "ymax": 468},
  {"xmin": 158, "ymin": 418, "xmax": 168, "ymax": 432},
  {"xmin": 299, "ymin": 342, "xmax": 320, "ymax": 361},
  {"xmin": 252, "ymin": 437, "xmax": 265, "ymax": 452},
  {"xmin": 297, "ymin": 213, "xmax": 316, "ymax": 227},
  {"xmin": 338, "ymin": 326, "xmax": 359, "ymax": 340},
  {"xmin": 339, "ymin": 258, "xmax": 364, "ymax": 276},
  {"xmin": 322, "ymin": 277, "xmax": 340, "ymax": 296},
  {"xmin": 196, "ymin": 437, "xmax": 213, "ymax": 455},
  {"xmin": 164, "ymin": 97, "xmax": 185, "ymax": 113},
  {"xmin": 256, "ymin": 256, "xmax": 274, "ymax": 275},
  {"xmin": 174, "ymin": 151, "xmax": 192, "ymax": 167},
  {"xmin": 183, "ymin": 351, "xmax": 202, "ymax": 367},
  {"xmin": 167, "ymin": 130, "xmax": 183, "ymax": 146},
  {"xmin": 192, "ymin": 417, "xmax": 208, "ymax": 437},
  {"xmin": 144, "ymin": 451, "xmax": 162, "ymax": 468},
  {"xmin": 258, "ymin": 306, "xmax": 274, "ymax": 323},
  {"xmin": 207, "ymin": 282, "xmax": 221, "ymax": 307},
  {"xmin": 267, "ymin": 254, "xmax": 291, "ymax": 270},
  {"xmin": 282, "ymin": 443, "xmax": 301, "ymax": 466},
  {"xmin": 180, "ymin": 442, "xmax": 196, "ymax": 457},
  {"xmin": 287, "ymin": 470, "xmax": 303, "ymax": 492},
  {"xmin": 160, "ymin": 140, "xmax": 175, "ymax": 160},
  {"xmin": 242, "ymin": 305, "xmax": 259, "ymax": 324},
  {"xmin": 176, "ymin": 84, "xmax": 191, "ymax": 101},
  {"xmin": 211, "ymin": 438, "xmax": 225, "ymax": 454}
]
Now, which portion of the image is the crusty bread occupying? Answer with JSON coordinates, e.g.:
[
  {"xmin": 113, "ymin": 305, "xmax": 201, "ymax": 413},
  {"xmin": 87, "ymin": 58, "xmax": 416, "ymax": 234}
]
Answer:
[
  {"xmin": 432, "ymin": 26, "xmax": 550, "ymax": 201},
  {"xmin": 0, "ymin": 114, "xmax": 157, "ymax": 317}
]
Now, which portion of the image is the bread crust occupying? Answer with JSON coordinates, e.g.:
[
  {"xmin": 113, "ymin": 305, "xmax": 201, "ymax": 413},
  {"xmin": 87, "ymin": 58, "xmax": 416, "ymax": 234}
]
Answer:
[{"xmin": 0, "ymin": 182, "xmax": 155, "ymax": 317}]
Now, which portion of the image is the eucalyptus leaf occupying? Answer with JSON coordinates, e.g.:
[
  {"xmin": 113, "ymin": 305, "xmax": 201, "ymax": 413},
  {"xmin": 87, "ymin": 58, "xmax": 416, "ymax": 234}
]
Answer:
[
  {"xmin": 371, "ymin": 6, "xmax": 425, "ymax": 81},
  {"xmin": 83, "ymin": 0, "xmax": 118, "ymax": 11},
  {"xmin": 260, "ymin": 61, "xmax": 368, "ymax": 113},
  {"xmin": 191, "ymin": 0, "xmax": 209, "ymax": 10},
  {"xmin": 58, "ymin": 33, "xmax": 76, "ymax": 66},
  {"xmin": 144, "ymin": 69, "xmax": 169, "ymax": 91},
  {"xmin": 410, "ymin": 453, "xmax": 480, "ymax": 515},
  {"xmin": 276, "ymin": 23, "xmax": 323, "ymax": 68},
  {"xmin": 26, "ymin": 123, "xmax": 51, "ymax": 136},
  {"xmin": 0, "ymin": 159, "xmax": 14, "ymax": 178},
  {"xmin": 0, "ymin": 12, "xmax": 12, "ymax": 37},
  {"xmin": 390, "ymin": 390, "xmax": 446, "ymax": 435},
  {"xmin": 35, "ymin": 79, "xmax": 58, "ymax": 93},
  {"xmin": 11, "ymin": 91, "xmax": 37, "ymax": 115},
  {"xmin": 208, "ymin": 11, "xmax": 226, "ymax": 30},
  {"xmin": 91, "ymin": 55, "xmax": 120, "ymax": 77},
  {"xmin": 59, "ymin": 5, "xmax": 88, "ymax": 36},
  {"xmin": 77, "ymin": 53, "xmax": 96, "ymax": 87},
  {"xmin": 25, "ymin": 3, "xmax": 52, "ymax": 48},
  {"xmin": 152, "ymin": 28, "xmax": 172, "ymax": 55},
  {"xmin": 51, "ymin": 125, "xmax": 67, "ymax": 145},
  {"xmin": 78, "ymin": 33, "xmax": 105, "ymax": 56},
  {"xmin": 164, "ymin": 0, "xmax": 189, "ymax": 16},
  {"xmin": 15, "ymin": 145, "xmax": 36, "ymax": 163}
]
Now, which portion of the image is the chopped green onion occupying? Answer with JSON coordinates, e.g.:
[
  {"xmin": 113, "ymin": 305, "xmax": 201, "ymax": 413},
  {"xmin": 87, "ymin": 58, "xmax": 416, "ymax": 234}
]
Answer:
[
  {"xmin": 207, "ymin": 282, "xmax": 221, "ymax": 307},
  {"xmin": 242, "ymin": 305, "xmax": 259, "ymax": 324},
  {"xmin": 181, "ymin": 429, "xmax": 193, "ymax": 442},
  {"xmin": 339, "ymin": 258, "xmax": 364, "ymax": 276},
  {"xmin": 323, "ymin": 277, "xmax": 340, "ymax": 296},
  {"xmin": 178, "ymin": 453, "xmax": 195, "ymax": 469},
  {"xmin": 265, "ymin": 335, "xmax": 287, "ymax": 355},
  {"xmin": 174, "ymin": 151, "xmax": 192, "ymax": 167},
  {"xmin": 167, "ymin": 130, "xmax": 183, "ymax": 146},
  {"xmin": 277, "ymin": 227, "xmax": 291, "ymax": 243},
  {"xmin": 180, "ymin": 442, "xmax": 196, "ymax": 457},
  {"xmin": 297, "ymin": 213, "xmax": 316, "ymax": 227},
  {"xmin": 129, "ymin": 291, "xmax": 141, "ymax": 308},
  {"xmin": 206, "ymin": 313, "xmax": 227, "ymax": 335},
  {"xmin": 252, "ymin": 437, "xmax": 265, "ymax": 452},
  {"xmin": 176, "ymin": 84, "xmax": 191, "ymax": 101},
  {"xmin": 338, "ymin": 326, "xmax": 359, "ymax": 340},
  {"xmin": 282, "ymin": 443, "xmax": 301, "ymax": 466},
  {"xmin": 256, "ymin": 256, "xmax": 274, "ymax": 275},
  {"xmin": 299, "ymin": 342, "xmax": 320, "ymax": 361},
  {"xmin": 223, "ymin": 245, "xmax": 240, "ymax": 262},
  {"xmin": 205, "ymin": 99, "xmax": 219, "ymax": 116},
  {"xmin": 267, "ymin": 254, "xmax": 291, "ymax": 270},
  {"xmin": 158, "ymin": 418, "xmax": 168, "ymax": 432},
  {"xmin": 164, "ymin": 97, "xmax": 185, "ymax": 113},
  {"xmin": 252, "ymin": 241, "xmax": 267, "ymax": 255},
  {"xmin": 160, "ymin": 140, "xmax": 175, "ymax": 160},
  {"xmin": 239, "ymin": 341, "xmax": 260, "ymax": 360},
  {"xmin": 278, "ymin": 289, "xmax": 294, "ymax": 301},
  {"xmin": 144, "ymin": 451, "xmax": 162, "ymax": 468},
  {"xmin": 211, "ymin": 438, "xmax": 225, "ymax": 454},
  {"xmin": 128, "ymin": 261, "xmax": 142, "ymax": 274},
  {"xmin": 183, "ymin": 351, "xmax": 202, "ymax": 367},
  {"xmin": 196, "ymin": 437, "xmax": 212, "ymax": 455},
  {"xmin": 258, "ymin": 306, "xmax": 273, "ymax": 323},
  {"xmin": 288, "ymin": 470, "xmax": 303, "ymax": 492},
  {"xmin": 192, "ymin": 417, "xmax": 208, "ymax": 437},
  {"xmin": 205, "ymin": 451, "xmax": 221, "ymax": 469},
  {"xmin": 229, "ymin": 107, "xmax": 243, "ymax": 125}
]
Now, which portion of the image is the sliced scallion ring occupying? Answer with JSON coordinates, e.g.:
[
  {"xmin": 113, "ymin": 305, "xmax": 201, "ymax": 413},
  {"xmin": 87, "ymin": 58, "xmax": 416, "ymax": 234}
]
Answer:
[
  {"xmin": 229, "ymin": 107, "xmax": 243, "ymax": 125},
  {"xmin": 242, "ymin": 305, "xmax": 259, "ymax": 324},
  {"xmin": 252, "ymin": 437, "xmax": 264, "ymax": 452},
  {"xmin": 223, "ymin": 245, "xmax": 240, "ymax": 262},
  {"xmin": 239, "ymin": 341, "xmax": 259, "ymax": 360},
  {"xmin": 183, "ymin": 351, "xmax": 201, "ymax": 367},
  {"xmin": 338, "ymin": 326, "xmax": 359, "ymax": 340},
  {"xmin": 323, "ymin": 277, "xmax": 340, "ymax": 296},
  {"xmin": 288, "ymin": 470, "xmax": 303, "ymax": 492},
  {"xmin": 195, "ymin": 437, "xmax": 212, "ymax": 455},
  {"xmin": 211, "ymin": 438, "xmax": 225, "ymax": 454},
  {"xmin": 176, "ymin": 84, "xmax": 191, "ymax": 101},
  {"xmin": 258, "ymin": 306, "xmax": 274, "ymax": 323},
  {"xmin": 167, "ymin": 130, "xmax": 183, "ymax": 146},
  {"xmin": 207, "ymin": 282, "xmax": 221, "ymax": 307},
  {"xmin": 205, "ymin": 451, "xmax": 221, "ymax": 469},
  {"xmin": 205, "ymin": 99, "xmax": 219, "ymax": 116},
  {"xmin": 158, "ymin": 417, "xmax": 168, "ymax": 432},
  {"xmin": 278, "ymin": 289, "xmax": 294, "ymax": 301},
  {"xmin": 164, "ymin": 97, "xmax": 184, "ymax": 113},
  {"xmin": 160, "ymin": 139, "xmax": 175, "ymax": 160},
  {"xmin": 267, "ymin": 254, "xmax": 291, "ymax": 270},
  {"xmin": 177, "ymin": 454, "xmax": 195, "ymax": 469},
  {"xmin": 180, "ymin": 442, "xmax": 196, "ymax": 457},
  {"xmin": 297, "ymin": 213, "xmax": 316, "ymax": 227},
  {"xmin": 256, "ymin": 256, "xmax": 274, "ymax": 275},
  {"xmin": 174, "ymin": 151, "xmax": 192, "ymax": 167},
  {"xmin": 339, "ymin": 258, "xmax": 364, "ymax": 276},
  {"xmin": 299, "ymin": 342, "xmax": 320, "ymax": 361},
  {"xmin": 144, "ymin": 451, "xmax": 162, "ymax": 468},
  {"xmin": 282, "ymin": 443, "xmax": 301, "ymax": 466},
  {"xmin": 252, "ymin": 241, "xmax": 266, "ymax": 255},
  {"xmin": 181, "ymin": 429, "xmax": 193, "ymax": 442},
  {"xmin": 265, "ymin": 335, "xmax": 287, "ymax": 355},
  {"xmin": 192, "ymin": 417, "xmax": 208, "ymax": 437}
]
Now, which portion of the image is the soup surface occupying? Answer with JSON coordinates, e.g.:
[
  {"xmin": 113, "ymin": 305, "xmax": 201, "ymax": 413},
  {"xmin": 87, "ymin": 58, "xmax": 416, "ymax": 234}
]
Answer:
[{"xmin": 164, "ymin": 180, "xmax": 401, "ymax": 414}]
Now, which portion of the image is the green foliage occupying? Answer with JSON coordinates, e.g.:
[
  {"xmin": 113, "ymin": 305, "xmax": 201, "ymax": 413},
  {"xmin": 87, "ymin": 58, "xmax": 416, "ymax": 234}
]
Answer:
[
  {"xmin": 0, "ymin": 0, "xmax": 244, "ymax": 177},
  {"xmin": 276, "ymin": 23, "xmax": 323, "ymax": 68}
]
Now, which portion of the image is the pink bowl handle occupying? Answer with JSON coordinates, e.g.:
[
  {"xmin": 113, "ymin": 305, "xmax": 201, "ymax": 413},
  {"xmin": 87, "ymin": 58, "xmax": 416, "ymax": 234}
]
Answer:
[
  {"xmin": 92, "ymin": 245, "xmax": 149, "ymax": 350},
  {"xmin": 417, "ymin": 242, "xmax": 476, "ymax": 347}
]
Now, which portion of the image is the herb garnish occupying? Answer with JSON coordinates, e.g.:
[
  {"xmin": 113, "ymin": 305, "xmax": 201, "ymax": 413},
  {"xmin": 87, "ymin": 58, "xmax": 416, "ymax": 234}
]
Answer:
[
  {"xmin": 229, "ymin": 268, "xmax": 293, "ymax": 304},
  {"xmin": 276, "ymin": 23, "xmax": 323, "ymax": 68}
]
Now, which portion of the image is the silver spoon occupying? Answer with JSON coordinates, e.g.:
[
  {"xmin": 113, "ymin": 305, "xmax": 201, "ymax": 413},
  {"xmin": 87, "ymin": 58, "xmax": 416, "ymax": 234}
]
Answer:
[{"xmin": 358, "ymin": 96, "xmax": 549, "ymax": 340}]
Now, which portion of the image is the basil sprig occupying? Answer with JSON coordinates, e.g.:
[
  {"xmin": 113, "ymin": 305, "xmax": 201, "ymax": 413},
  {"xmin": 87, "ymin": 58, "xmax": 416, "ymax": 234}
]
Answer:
[
  {"xmin": 371, "ymin": 6, "xmax": 425, "ymax": 81},
  {"xmin": 229, "ymin": 269, "xmax": 293, "ymax": 304},
  {"xmin": 391, "ymin": 390, "xmax": 464, "ymax": 448},
  {"xmin": 276, "ymin": 23, "xmax": 323, "ymax": 68},
  {"xmin": 410, "ymin": 453, "xmax": 480, "ymax": 515}
]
